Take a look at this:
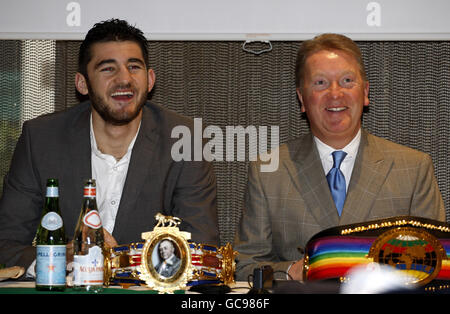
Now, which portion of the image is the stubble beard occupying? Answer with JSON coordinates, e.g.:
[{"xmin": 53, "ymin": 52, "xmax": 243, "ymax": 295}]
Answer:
[{"xmin": 87, "ymin": 82, "xmax": 147, "ymax": 126}]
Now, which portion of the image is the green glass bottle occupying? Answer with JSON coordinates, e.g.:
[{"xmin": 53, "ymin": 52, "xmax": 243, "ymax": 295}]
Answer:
[
  {"xmin": 72, "ymin": 179, "xmax": 105, "ymax": 293},
  {"xmin": 35, "ymin": 178, "xmax": 67, "ymax": 291}
]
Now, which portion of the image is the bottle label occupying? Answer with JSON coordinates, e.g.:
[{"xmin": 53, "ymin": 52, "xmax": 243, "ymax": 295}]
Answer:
[
  {"xmin": 46, "ymin": 186, "xmax": 59, "ymax": 197},
  {"xmin": 36, "ymin": 245, "xmax": 66, "ymax": 286},
  {"xmin": 83, "ymin": 210, "xmax": 102, "ymax": 229},
  {"xmin": 41, "ymin": 212, "xmax": 63, "ymax": 231},
  {"xmin": 73, "ymin": 246, "xmax": 104, "ymax": 286}
]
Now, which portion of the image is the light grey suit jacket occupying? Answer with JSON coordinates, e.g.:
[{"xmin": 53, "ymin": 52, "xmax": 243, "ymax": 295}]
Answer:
[
  {"xmin": 234, "ymin": 129, "xmax": 445, "ymax": 281},
  {"xmin": 0, "ymin": 101, "xmax": 219, "ymax": 270}
]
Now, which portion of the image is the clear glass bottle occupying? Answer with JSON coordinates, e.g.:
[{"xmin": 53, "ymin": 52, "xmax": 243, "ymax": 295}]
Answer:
[
  {"xmin": 35, "ymin": 178, "xmax": 66, "ymax": 291},
  {"xmin": 72, "ymin": 179, "xmax": 104, "ymax": 293}
]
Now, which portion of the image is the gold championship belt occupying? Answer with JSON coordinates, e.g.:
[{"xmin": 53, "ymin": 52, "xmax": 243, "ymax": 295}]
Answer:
[
  {"xmin": 104, "ymin": 213, "xmax": 237, "ymax": 293},
  {"xmin": 303, "ymin": 216, "xmax": 450, "ymax": 291}
]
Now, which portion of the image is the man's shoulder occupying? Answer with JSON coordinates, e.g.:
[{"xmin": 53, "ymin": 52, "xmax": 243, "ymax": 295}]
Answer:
[
  {"xmin": 144, "ymin": 102, "xmax": 194, "ymax": 129},
  {"xmin": 280, "ymin": 134, "xmax": 310, "ymax": 152},
  {"xmin": 24, "ymin": 102, "xmax": 89, "ymax": 129},
  {"xmin": 274, "ymin": 133, "xmax": 312, "ymax": 163},
  {"xmin": 252, "ymin": 133, "xmax": 311, "ymax": 175},
  {"xmin": 365, "ymin": 131, "xmax": 431, "ymax": 164},
  {"xmin": 366, "ymin": 131, "xmax": 428, "ymax": 156}
]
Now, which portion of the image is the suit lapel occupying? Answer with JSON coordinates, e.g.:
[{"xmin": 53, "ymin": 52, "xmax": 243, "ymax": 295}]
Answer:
[
  {"xmin": 66, "ymin": 104, "xmax": 92, "ymax": 207},
  {"xmin": 340, "ymin": 130, "xmax": 393, "ymax": 224},
  {"xmin": 112, "ymin": 106, "xmax": 160, "ymax": 239},
  {"xmin": 285, "ymin": 130, "xmax": 394, "ymax": 228},
  {"xmin": 285, "ymin": 134, "xmax": 339, "ymax": 228}
]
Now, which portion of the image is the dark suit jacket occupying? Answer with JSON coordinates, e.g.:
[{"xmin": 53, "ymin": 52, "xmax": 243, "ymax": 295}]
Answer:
[
  {"xmin": 0, "ymin": 101, "xmax": 219, "ymax": 269},
  {"xmin": 234, "ymin": 129, "xmax": 445, "ymax": 280}
]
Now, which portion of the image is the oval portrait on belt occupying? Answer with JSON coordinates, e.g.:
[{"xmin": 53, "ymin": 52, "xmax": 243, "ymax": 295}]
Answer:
[{"xmin": 151, "ymin": 238, "xmax": 182, "ymax": 279}]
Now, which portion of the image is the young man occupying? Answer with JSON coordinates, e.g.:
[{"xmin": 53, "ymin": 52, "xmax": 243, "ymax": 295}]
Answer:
[
  {"xmin": 0, "ymin": 19, "xmax": 219, "ymax": 273},
  {"xmin": 234, "ymin": 33, "xmax": 445, "ymax": 281}
]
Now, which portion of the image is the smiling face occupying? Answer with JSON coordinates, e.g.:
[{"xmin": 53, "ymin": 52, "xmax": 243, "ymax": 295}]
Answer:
[
  {"xmin": 75, "ymin": 40, "xmax": 155, "ymax": 125},
  {"xmin": 297, "ymin": 49, "xmax": 369, "ymax": 148}
]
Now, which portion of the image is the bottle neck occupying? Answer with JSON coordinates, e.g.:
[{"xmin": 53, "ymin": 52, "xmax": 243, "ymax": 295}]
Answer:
[
  {"xmin": 82, "ymin": 196, "xmax": 98, "ymax": 212},
  {"xmin": 44, "ymin": 195, "xmax": 60, "ymax": 213}
]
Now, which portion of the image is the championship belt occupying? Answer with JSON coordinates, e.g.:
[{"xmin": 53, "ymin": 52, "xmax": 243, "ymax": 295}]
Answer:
[
  {"xmin": 303, "ymin": 216, "xmax": 450, "ymax": 289},
  {"xmin": 104, "ymin": 213, "xmax": 237, "ymax": 293}
]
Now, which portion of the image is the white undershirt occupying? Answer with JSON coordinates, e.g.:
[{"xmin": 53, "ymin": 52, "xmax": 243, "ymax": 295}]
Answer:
[
  {"xmin": 313, "ymin": 128, "xmax": 361, "ymax": 192},
  {"xmin": 90, "ymin": 115, "xmax": 140, "ymax": 234}
]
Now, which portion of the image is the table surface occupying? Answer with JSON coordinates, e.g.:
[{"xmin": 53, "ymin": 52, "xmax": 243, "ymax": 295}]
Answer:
[{"xmin": 0, "ymin": 280, "xmax": 251, "ymax": 294}]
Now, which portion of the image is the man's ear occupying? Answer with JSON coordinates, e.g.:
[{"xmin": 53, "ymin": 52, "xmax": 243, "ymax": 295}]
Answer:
[
  {"xmin": 296, "ymin": 88, "xmax": 306, "ymax": 113},
  {"xmin": 147, "ymin": 68, "xmax": 156, "ymax": 93},
  {"xmin": 75, "ymin": 72, "xmax": 89, "ymax": 95},
  {"xmin": 363, "ymin": 81, "xmax": 370, "ymax": 107}
]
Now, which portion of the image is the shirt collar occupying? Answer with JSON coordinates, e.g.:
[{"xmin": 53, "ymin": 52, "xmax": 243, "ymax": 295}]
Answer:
[
  {"xmin": 164, "ymin": 254, "xmax": 178, "ymax": 266},
  {"xmin": 314, "ymin": 128, "xmax": 361, "ymax": 162},
  {"xmin": 89, "ymin": 113, "xmax": 141, "ymax": 162}
]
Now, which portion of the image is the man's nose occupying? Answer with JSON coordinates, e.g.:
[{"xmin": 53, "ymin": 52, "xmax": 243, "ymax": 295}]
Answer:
[
  {"xmin": 329, "ymin": 81, "xmax": 343, "ymax": 99},
  {"xmin": 115, "ymin": 66, "xmax": 132, "ymax": 84}
]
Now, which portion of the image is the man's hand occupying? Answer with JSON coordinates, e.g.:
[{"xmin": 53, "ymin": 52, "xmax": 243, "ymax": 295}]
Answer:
[
  {"xmin": 66, "ymin": 241, "xmax": 74, "ymax": 265},
  {"xmin": 103, "ymin": 228, "xmax": 118, "ymax": 248},
  {"xmin": 288, "ymin": 258, "xmax": 304, "ymax": 281},
  {"xmin": 66, "ymin": 228, "xmax": 118, "ymax": 264}
]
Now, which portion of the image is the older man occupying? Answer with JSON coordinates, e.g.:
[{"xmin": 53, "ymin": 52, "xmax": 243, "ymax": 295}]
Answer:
[
  {"xmin": 155, "ymin": 239, "xmax": 181, "ymax": 278},
  {"xmin": 234, "ymin": 33, "xmax": 445, "ymax": 282}
]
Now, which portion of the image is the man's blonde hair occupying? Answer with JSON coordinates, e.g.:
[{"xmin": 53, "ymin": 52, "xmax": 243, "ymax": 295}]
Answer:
[{"xmin": 295, "ymin": 33, "xmax": 367, "ymax": 89}]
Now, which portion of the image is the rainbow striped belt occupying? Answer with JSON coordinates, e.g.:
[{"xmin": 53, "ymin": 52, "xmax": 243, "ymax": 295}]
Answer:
[{"xmin": 303, "ymin": 216, "xmax": 450, "ymax": 287}]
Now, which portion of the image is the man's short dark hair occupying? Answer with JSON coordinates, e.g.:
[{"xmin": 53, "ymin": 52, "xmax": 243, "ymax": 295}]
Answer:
[{"xmin": 78, "ymin": 18, "xmax": 149, "ymax": 78}]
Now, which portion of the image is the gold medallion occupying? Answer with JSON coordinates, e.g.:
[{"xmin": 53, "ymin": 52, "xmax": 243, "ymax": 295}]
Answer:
[
  {"xmin": 137, "ymin": 213, "xmax": 194, "ymax": 293},
  {"xmin": 368, "ymin": 227, "xmax": 446, "ymax": 286}
]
